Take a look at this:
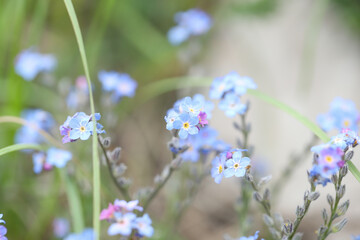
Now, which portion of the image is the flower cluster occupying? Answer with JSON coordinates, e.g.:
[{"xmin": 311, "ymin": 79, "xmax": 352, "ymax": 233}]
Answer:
[
  {"xmin": 32, "ymin": 148, "xmax": 72, "ymax": 174},
  {"xmin": 15, "ymin": 109, "xmax": 55, "ymax": 146},
  {"xmin": 0, "ymin": 214, "xmax": 7, "ymax": 240},
  {"xmin": 66, "ymin": 76, "xmax": 89, "ymax": 110},
  {"xmin": 98, "ymin": 70, "xmax": 137, "ymax": 102},
  {"xmin": 211, "ymin": 149, "xmax": 251, "ymax": 184},
  {"xmin": 15, "ymin": 48, "xmax": 56, "ymax": 81},
  {"xmin": 100, "ymin": 200, "xmax": 154, "ymax": 238},
  {"xmin": 237, "ymin": 231, "xmax": 263, "ymax": 240},
  {"xmin": 60, "ymin": 112, "xmax": 105, "ymax": 143},
  {"xmin": 64, "ymin": 228, "xmax": 94, "ymax": 240},
  {"xmin": 178, "ymin": 126, "xmax": 230, "ymax": 162},
  {"xmin": 209, "ymin": 72, "xmax": 257, "ymax": 117},
  {"xmin": 317, "ymin": 97, "xmax": 360, "ymax": 132},
  {"xmin": 167, "ymin": 8, "xmax": 212, "ymax": 45},
  {"xmin": 310, "ymin": 129, "xmax": 359, "ymax": 185},
  {"xmin": 164, "ymin": 94, "xmax": 213, "ymax": 139}
]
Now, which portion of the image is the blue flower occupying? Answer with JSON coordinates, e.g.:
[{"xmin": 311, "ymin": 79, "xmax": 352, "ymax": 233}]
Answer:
[
  {"xmin": 309, "ymin": 166, "xmax": 331, "ymax": 187},
  {"xmin": 98, "ymin": 71, "xmax": 137, "ymax": 102},
  {"xmin": 173, "ymin": 113, "xmax": 199, "ymax": 139},
  {"xmin": 15, "ymin": 48, "xmax": 56, "ymax": 81},
  {"xmin": 32, "ymin": 152, "xmax": 47, "ymax": 174},
  {"xmin": 108, "ymin": 212, "xmax": 136, "ymax": 236},
  {"xmin": 353, "ymin": 235, "xmax": 360, "ymax": 240},
  {"xmin": 15, "ymin": 109, "xmax": 55, "ymax": 146},
  {"xmin": 317, "ymin": 114, "xmax": 335, "ymax": 132},
  {"xmin": 193, "ymin": 94, "xmax": 214, "ymax": 119},
  {"xmin": 180, "ymin": 97, "xmax": 202, "ymax": 117},
  {"xmin": 46, "ymin": 148, "xmax": 72, "ymax": 168},
  {"xmin": 0, "ymin": 225, "xmax": 7, "ymax": 240},
  {"xmin": 53, "ymin": 218, "xmax": 70, "ymax": 238},
  {"xmin": 168, "ymin": 9, "xmax": 211, "ymax": 45},
  {"xmin": 64, "ymin": 228, "xmax": 94, "ymax": 240},
  {"xmin": 179, "ymin": 137, "xmax": 202, "ymax": 162},
  {"xmin": 224, "ymin": 151, "xmax": 251, "ymax": 178},
  {"xmin": 212, "ymin": 140, "xmax": 231, "ymax": 153},
  {"xmin": 227, "ymin": 72, "xmax": 257, "ymax": 96},
  {"xmin": 238, "ymin": 231, "xmax": 262, "ymax": 240},
  {"xmin": 0, "ymin": 214, "xmax": 5, "ymax": 224},
  {"xmin": 133, "ymin": 214, "xmax": 154, "ymax": 238},
  {"xmin": 167, "ymin": 26, "xmax": 190, "ymax": 45},
  {"xmin": 69, "ymin": 118, "xmax": 93, "ymax": 141},
  {"xmin": 209, "ymin": 76, "xmax": 234, "ymax": 99},
  {"xmin": 218, "ymin": 93, "xmax": 247, "ymax": 117},
  {"xmin": 164, "ymin": 109, "xmax": 180, "ymax": 131},
  {"xmin": 211, "ymin": 153, "xmax": 226, "ymax": 184}
]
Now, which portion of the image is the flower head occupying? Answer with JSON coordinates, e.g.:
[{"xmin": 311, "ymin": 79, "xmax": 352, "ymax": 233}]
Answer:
[
  {"xmin": 173, "ymin": 113, "xmax": 199, "ymax": 139},
  {"xmin": 53, "ymin": 218, "xmax": 70, "ymax": 238},
  {"xmin": 0, "ymin": 225, "xmax": 7, "ymax": 240},
  {"xmin": 218, "ymin": 92, "xmax": 247, "ymax": 118},
  {"xmin": 133, "ymin": 214, "xmax": 154, "ymax": 238},
  {"xmin": 32, "ymin": 148, "xmax": 72, "ymax": 174},
  {"xmin": 0, "ymin": 214, "xmax": 5, "ymax": 224},
  {"xmin": 238, "ymin": 231, "xmax": 262, "ymax": 240},
  {"xmin": 64, "ymin": 228, "xmax": 94, "ymax": 240},
  {"xmin": 224, "ymin": 151, "xmax": 251, "ymax": 178},
  {"xmin": 15, "ymin": 48, "xmax": 56, "ymax": 81},
  {"xmin": 211, "ymin": 153, "xmax": 227, "ymax": 184},
  {"xmin": 108, "ymin": 212, "xmax": 136, "ymax": 236}
]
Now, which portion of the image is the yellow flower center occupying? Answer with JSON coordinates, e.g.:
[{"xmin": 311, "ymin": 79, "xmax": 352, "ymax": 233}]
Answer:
[
  {"xmin": 325, "ymin": 155, "xmax": 333, "ymax": 163},
  {"xmin": 343, "ymin": 119, "xmax": 350, "ymax": 127},
  {"xmin": 80, "ymin": 126, "xmax": 86, "ymax": 132},
  {"xmin": 189, "ymin": 108, "xmax": 195, "ymax": 113},
  {"xmin": 183, "ymin": 122, "xmax": 190, "ymax": 129},
  {"xmin": 218, "ymin": 165, "xmax": 223, "ymax": 174},
  {"xmin": 234, "ymin": 163, "xmax": 239, "ymax": 169}
]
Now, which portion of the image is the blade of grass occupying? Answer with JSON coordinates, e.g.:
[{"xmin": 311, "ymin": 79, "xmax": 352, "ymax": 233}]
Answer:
[
  {"xmin": 0, "ymin": 143, "xmax": 43, "ymax": 157},
  {"xmin": 63, "ymin": 0, "xmax": 100, "ymax": 238},
  {"xmin": 60, "ymin": 169, "xmax": 85, "ymax": 233}
]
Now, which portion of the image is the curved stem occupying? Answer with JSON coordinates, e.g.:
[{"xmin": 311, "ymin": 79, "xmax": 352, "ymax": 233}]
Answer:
[{"xmin": 97, "ymin": 137, "xmax": 131, "ymax": 201}]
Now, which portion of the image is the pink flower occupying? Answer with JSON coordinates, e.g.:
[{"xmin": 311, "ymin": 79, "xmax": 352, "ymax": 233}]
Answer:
[
  {"xmin": 198, "ymin": 111, "xmax": 208, "ymax": 127},
  {"xmin": 100, "ymin": 203, "xmax": 115, "ymax": 220}
]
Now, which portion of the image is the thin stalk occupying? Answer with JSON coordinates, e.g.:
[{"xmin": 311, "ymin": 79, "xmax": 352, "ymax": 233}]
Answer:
[
  {"xmin": 288, "ymin": 184, "xmax": 316, "ymax": 239},
  {"xmin": 97, "ymin": 137, "xmax": 131, "ymax": 201},
  {"xmin": 63, "ymin": 0, "xmax": 100, "ymax": 238}
]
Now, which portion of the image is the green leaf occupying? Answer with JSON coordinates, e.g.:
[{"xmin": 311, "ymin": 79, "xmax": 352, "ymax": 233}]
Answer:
[
  {"xmin": 0, "ymin": 144, "xmax": 43, "ymax": 157},
  {"xmin": 347, "ymin": 161, "xmax": 360, "ymax": 183}
]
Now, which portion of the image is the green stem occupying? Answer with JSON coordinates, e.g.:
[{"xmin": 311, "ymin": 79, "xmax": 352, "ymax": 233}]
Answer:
[
  {"xmin": 0, "ymin": 143, "xmax": 43, "ymax": 156},
  {"xmin": 97, "ymin": 137, "xmax": 131, "ymax": 201},
  {"xmin": 63, "ymin": 0, "xmax": 100, "ymax": 238}
]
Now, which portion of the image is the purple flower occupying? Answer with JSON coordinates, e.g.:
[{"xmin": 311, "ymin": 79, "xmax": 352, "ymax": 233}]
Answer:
[
  {"xmin": 133, "ymin": 214, "xmax": 154, "ymax": 237},
  {"xmin": 314, "ymin": 146, "xmax": 344, "ymax": 178},
  {"xmin": 0, "ymin": 214, "xmax": 5, "ymax": 224},
  {"xmin": 15, "ymin": 48, "xmax": 56, "ymax": 81}
]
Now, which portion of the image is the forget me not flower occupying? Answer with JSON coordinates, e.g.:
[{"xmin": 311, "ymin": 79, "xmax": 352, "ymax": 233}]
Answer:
[
  {"xmin": 0, "ymin": 225, "xmax": 7, "ymax": 240},
  {"xmin": 224, "ymin": 151, "xmax": 251, "ymax": 178},
  {"xmin": 53, "ymin": 218, "xmax": 70, "ymax": 238},
  {"xmin": 238, "ymin": 231, "xmax": 263, "ymax": 240},
  {"xmin": 133, "ymin": 214, "xmax": 154, "ymax": 238},
  {"xmin": 15, "ymin": 48, "xmax": 56, "ymax": 81},
  {"xmin": 218, "ymin": 92, "xmax": 247, "ymax": 118},
  {"xmin": 108, "ymin": 212, "xmax": 136, "ymax": 236},
  {"xmin": 211, "ymin": 153, "xmax": 227, "ymax": 184},
  {"xmin": 173, "ymin": 113, "xmax": 199, "ymax": 139},
  {"xmin": 64, "ymin": 228, "xmax": 94, "ymax": 240}
]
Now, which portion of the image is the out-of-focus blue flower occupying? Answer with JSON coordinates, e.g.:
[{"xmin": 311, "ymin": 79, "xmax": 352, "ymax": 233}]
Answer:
[
  {"xmin": 133, "ymin": 214, "xmax": 154, "ymax": 238},
  {"xmin": 317, "ymin": 97, "xmax": 360, "ymax": 132},
  {"xmin": 32, "ymin": 148, "xmax": 72, "ymax": 174},
  {"xmin": 180, "ymin": 97, "xmax": 202, "ymax": 117},
  {"xmin": 193, "ymin": 94, "xmax": 214, "ymax": 119},
  {"xmin": 67, "ymin": 76, "xmax": 89, "ymax": 110},
  {"xmin": 309, "ymin": 166, "xmax": 331, "ymax": 187},
  {"xmin": 47, "ymin": 148, "xmax": 72, "ymax": 168},
  {"xmin": 352, "ymin": 235, "xmax": 360, "ymax": 240},
  {"xmin": 53, "ymin": 218, "xmax": 70, "ymax": 238},
  {"xmin": 167, "ymin": 26, "xmax": 190, "ymax": 45},
  {"xmin": 173, "ymin": 113, "xmax": 199, "ymax": 139},
  {"xmin": 0, "ymin": 225, "xmax": 7, "ymax": 240},
  {"xmin": 15, "ymin": 109, "xmax": 55, "ymax": 146},
  {"xmin": 211, "ymin": 153, "xmax": 226, "ymax": 184},
  {"xmin": 212, "ymin": 140, "xmax": 231, "ymax": 152},
  {"xmin": 108, "ymin": 212, "xmax": 136, "ymax": 236},
  {"xmin": 229, "ymin": 72, "xmax": 257, "ymax": 96},
  {"xmin": 15, "ymin": 48, "xmax": 56, "ymax": 81},
  {"xmin": 218, "ymin": 92, "xmax": 247, "ymax": 117},
  {"xmin": 224, "ymin": 151, "xmax": 251, "ymax": 178},
  {"xmin": 113, "ymin": 199, "xmax": 143, "ymax": 212},
  {"xmin": 98, "ymin": 71, "xmax": 137, "ymax": 102},
  {"xmin": 0, "ymin": 214, "xmax": 5, "ymax": 224},
  {"xmin": 237, "ymin": 231, "xmax": 262, "ymax": 240},
  {"xmin": 209, "ymin": 76, "xmax": 234, "ymax": 100},
  {"xmin": 64, "ymin": 228, "xmax": 94, "ymax": 240},
  {"xmin": 165, "ymin": 109, "xmax": 180, "ymax": 131},
  {"xmin": 168, "ymin": 8, "xmax": 211, "ymax": 45}
]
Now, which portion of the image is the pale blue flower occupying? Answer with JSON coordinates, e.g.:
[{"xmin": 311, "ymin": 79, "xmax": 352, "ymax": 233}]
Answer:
[
  {"xmin": 167, "ymin": 26, "xmax": 190, "ymax": 45},
  {"xmin": 193, "ymin": 93, "xmax": 214, "ymax": 119},
  {"xmin": 15, "ymin": 48, "xmax": 56, "ymax": 81},
  {"xmin": 211, "ymin": 153, "xmax": 226, "ymax": 184},
  {"xmin": 32, "ymin": 152, "xmax": 47, "ymax": 174},
  {"xmin": 209, "ymin": 76, "xmax": 234, "ymax": 99},
  {"xmin": 69, "ymin": 118, "xmax": 93, "ymax": 141},
  {"xmin": 0, "ymin": 214, "xmax": 5, "ymax": 224},
  {"xmin": 133, "ymin": 214, "xmax": 154, "ymax": 237},
  {"xmin": 175, "ymin": 9, "xmax": 212, "ymax": 36},
  {"xmin": 180, "ymin": 96, "xmax": 202, "ymax": 117},
  {"xmin": 53, "ymin": 218, "xmax": 69, "ymax": 238},
  {"xmin": 0, "ymin": 225, "xmax": 7, "ymax": 240},
  {"xmin": 46, "ymin": 148, "xmax": 72, "ymax": 168},
  {"xmin": 164, "ymin": 109, "xmax": 180, "ymax": 131},
  {"xmin": 224, "ymin": 151, "xmax": 251, "ymax": 178},
  {"xmin": 238, "ymin": 231, "xmax": 262, "ymax": 240},
  {"xmin": 173, "ymin": 113, "xmax": 199, "ymax": 139},
  {"xmin": 218, "ymin": 93, "xmax": 247, "ymax": 117},
  {"xmin": 64, "ymin": 228, "xmax": 94, "ymax": 240},
  {"xmin": 108, "ymin": 212, "xmax": 136, "ymax": 236}
]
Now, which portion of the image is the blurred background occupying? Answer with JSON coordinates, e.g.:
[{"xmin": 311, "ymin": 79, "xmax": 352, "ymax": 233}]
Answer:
[{"xmin": 1, "ymin": 0, "xmax": 360, "ymax": 239}]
